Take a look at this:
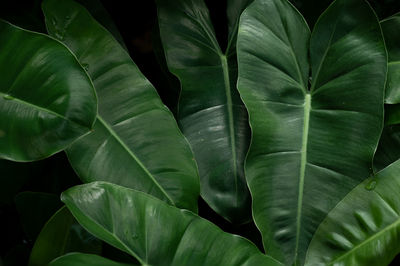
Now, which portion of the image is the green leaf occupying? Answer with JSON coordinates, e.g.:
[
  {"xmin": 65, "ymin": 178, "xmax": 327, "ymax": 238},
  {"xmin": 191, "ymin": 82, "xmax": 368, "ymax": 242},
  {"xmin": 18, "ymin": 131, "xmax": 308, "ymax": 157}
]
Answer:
[
  {"xmin": 381, "ymin": 13, "xmax": 400, "ymax": 104},
  {"xmin": 50, "ymin": 253, "xmax": 134, "ymax": 266},
  {"xmin": 156, "ymin": 0, "xmax": 252, "ymax": 223},
  {"xmin": 42, "ymin": 0, "xmax": 200, "ymax": 212},
  {"xmin": 305, "ymin": 159, "xmax": 400, "ymax": 265},
  {"xmin": 14, "ymin": 192, "xmax": 62, "ymax": 240},
  {"xmin": 0, "ymin": 20, "xmax": 97, "ymax": 162},
  {"xmin": 61, "ymin": 182, "xmax": 281, "ymax": 266},
  {"xmin": 28, "ymin": 206, "xmax": 101, "ymax": 266},
  {"xmin": 75, "ymin": 0, "xmax": 128, "ymax": 51},
  {"xmin": 237, "ymin": 0, "xmax": 386, "ymax": 264}
]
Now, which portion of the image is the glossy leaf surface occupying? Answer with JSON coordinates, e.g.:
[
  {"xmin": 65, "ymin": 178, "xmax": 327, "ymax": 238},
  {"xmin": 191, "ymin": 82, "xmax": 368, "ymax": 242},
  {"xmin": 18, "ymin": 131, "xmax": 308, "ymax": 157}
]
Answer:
[
  {"xmin": 29, "ymin": 206, "xmax": 101, "ymax": 266},
  {"xmin": 50, "ymin": 253, "xmax": 134, "ymax": 266},
  {"xmin": 306, "ymin": 159, "xmax": 400, "ymax": 265},
  {"xmin": 237, "ymin": 0, "xmax": 386, "ymax": 264},
  {"xmin": 382, "ymin": 13, "xmax": 400, "ymax": 104},
  {"xmin": 62, "ymin": 182, "xmax": 281, "ymax": 266},
  {"xmin": 42, "ymin": 0, "xmax": 200, "ymax": 212},
  {"xmin": 157, "ymin": 0, "xmax": 252, "ymax": 223},
  {"xmin": 0, "ymin": 20, "xmax": 96, "ymax": 161}
]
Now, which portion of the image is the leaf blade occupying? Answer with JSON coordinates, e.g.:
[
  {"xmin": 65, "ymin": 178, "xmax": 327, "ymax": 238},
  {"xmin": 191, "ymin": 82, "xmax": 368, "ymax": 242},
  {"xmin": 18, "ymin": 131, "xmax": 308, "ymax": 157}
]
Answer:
[
  {"xmin": 61, "ymin": 182, "xmax": 281, "ymax": 266},
  {"xmin": 50, "ymin": 253, "xmax": 134, "ymax": 266},
  {"xmin": 237, "ymin": 0, "xmax": 386, "ymax": 264},
  {"xmin": 157, "ymin": 0, "xmax": 252, "ymax": 223},
  {"xmin": 42, "ymin": 0, "xmax": 200, "ymax": 211},
  {"xmin": 306, "ymin": 159, "xmax": 400, "ymax": 265},
  {"xmin": 0, "ymin": 20, "xmax": 97, "ymax": 161}
]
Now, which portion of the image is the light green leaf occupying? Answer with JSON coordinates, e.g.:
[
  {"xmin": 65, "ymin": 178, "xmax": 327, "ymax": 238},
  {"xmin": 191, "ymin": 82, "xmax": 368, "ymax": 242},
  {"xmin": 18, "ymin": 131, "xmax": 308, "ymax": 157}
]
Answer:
[
  {"xmin": 42, "ymin": 0, "xmax": 200, "ymax": 212},
  {"xmin": 28, "ymin": 206, "xmax": 101, "ymax": 266},
  {"xmin": 0, "ymin": 20, "xmax": 97, "ymax": 161},
  {"xmin": 61, "ymin": 182, "xmax": 281, "ymax": 266},
  {"xmin": 50, "ymin": 253, "xmax": 134, "ymax": 266},
  {"xmin": 237, "ymin": 0, "xmax": 386, "ymax": 264},
  {"xmin": 305, "ymin": 159, "xmax": 400, "ymax": 266},
  {"xmin": 156, "ymin": 0, "xmax": 252, "ymax": 223}
]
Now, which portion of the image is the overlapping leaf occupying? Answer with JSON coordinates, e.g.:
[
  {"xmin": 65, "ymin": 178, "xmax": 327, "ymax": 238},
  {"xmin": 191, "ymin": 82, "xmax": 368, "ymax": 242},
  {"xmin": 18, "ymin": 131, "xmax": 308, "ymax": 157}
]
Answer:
[
  {"xmin": 50, "ymin": 253, "xmax": 134, "ymax": 266},
  {"xmin": 28, "ymin": 206, "xmax": 101, "ymax": 266},
  {"xmin": 61, "ymin": 182, "xmax": 280, "ymax": 266},
  {"xmin": 42, "ymin": 0, "xmax": 200, "ymax": 212},
  {"xmin": 157, "ymin": 0, "xmax": 252, "ymax": 223},
  {"xmin": 306, "ymin": 159, "xmax": 400, "ymax": 265},
  {"xmin": 0, "ymin": 20, "xmax": 96, "ymax": 161},
  {"xmin": 237, "ymin": 0, "xmax": 386, "ymax": 264}
]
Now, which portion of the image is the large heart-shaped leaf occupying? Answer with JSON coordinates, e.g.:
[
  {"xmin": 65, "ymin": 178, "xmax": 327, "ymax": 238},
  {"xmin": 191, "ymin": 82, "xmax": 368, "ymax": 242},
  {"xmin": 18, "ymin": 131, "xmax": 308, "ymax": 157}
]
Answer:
[
  {"xmin": 237, "ymin": 0, "xmax": 386, "ymax": 264},
  {"xmin": 305, "ymin": 159, "xmax": 400, "ymax": 265},
  {"xmin": 50, "ymin": 253, "xmax": 134, "ymax": 266},
  {"xmin": 42, "ymin": 0, "xmax": 200, "ymax": 212},
  {"xmin": 0, "ymin": 20, "xmax": 96, "ymax": 161},
  {"xmin": 28, "ymin": 206, "xmax": 101, "ymax": 266},
  {"xmin": 156, "ymin": 0, "xmax": 252, "ymax": 223},
  {"xmin": 61, "ymin": 182, "xmax": 280, "ymax": 266}
]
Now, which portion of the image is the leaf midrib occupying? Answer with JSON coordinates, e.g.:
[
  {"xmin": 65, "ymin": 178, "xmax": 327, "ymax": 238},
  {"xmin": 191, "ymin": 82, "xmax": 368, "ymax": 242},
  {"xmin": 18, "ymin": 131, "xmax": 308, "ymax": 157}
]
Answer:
[
  {"xmin": 0, "ymin": 91, "xmax": 89, "ymax": 129},
  {"xmin": 294, "ymin": 93, "xmax": 311, "ymax": 261},
  {"xmin": 328, "ymin": 213, "xmax": 400, "ymax": 265},
  {"xmin": 96, "ymin": 115, "xmax": 175, "ymax": 206},
  {"xmin": 220, "ymin": 54, "xmax": 239, "ymax": 205},
  {"xmin": 187, "ymin": 5, "xmax": 241, "ymax": 203}
]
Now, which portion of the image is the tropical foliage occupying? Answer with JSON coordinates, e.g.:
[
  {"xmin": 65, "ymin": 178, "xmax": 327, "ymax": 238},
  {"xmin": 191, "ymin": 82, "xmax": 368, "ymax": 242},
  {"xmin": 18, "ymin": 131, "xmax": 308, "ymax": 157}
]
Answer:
[{"xmin": 1, "ymin": 0, "xmax": 400, "ymax": 265}]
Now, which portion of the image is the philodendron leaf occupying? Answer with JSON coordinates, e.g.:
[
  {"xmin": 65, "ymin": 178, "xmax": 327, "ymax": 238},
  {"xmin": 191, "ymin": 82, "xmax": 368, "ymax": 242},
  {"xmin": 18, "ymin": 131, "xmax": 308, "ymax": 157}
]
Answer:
[
  {"xmin": 42, "ymin": 0, "xmax": 200, "ymax": 212},
  {"xmin": 157, "ymin": 0, "xmax": 252, "ymax": 223},
  {"xmin": 237, "ymin": 0, "xmax": 386, "ymax": 264},
  {"xmin": 50, "ymin": 253, "xmax": 134, "ymax": 266},
  {"xmin": 0, "ymin": 20, "xmax": 96, "ymax": 162},
  {"xmin": 305, "ymin": 159, "xmax": 400, "ymax": 265},
  {"xmin": 381, "ymin": 13, "xmax": 400, "ymax": 104},
  {"xmin": 61, "ymin": 182, "xmax": 281, "ymax": 266},
  {"xmin": 28, "ymin": 206, "xmax": 101, "ymax": 266}
]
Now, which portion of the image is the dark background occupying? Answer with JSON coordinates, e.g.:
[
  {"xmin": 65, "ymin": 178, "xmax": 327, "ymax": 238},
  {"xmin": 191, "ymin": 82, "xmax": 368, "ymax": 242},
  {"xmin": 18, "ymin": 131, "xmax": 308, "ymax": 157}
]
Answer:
[{"xmin": 1, "ymin": 0, "xmax": 400, "ymax": 265}]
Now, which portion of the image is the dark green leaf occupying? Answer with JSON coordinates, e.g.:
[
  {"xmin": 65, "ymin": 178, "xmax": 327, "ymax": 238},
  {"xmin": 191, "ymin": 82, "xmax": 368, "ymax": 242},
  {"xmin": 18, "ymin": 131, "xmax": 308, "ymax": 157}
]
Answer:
[
  {"xmin": 305, "ymin": 159, "xmax": 400, "ymax": 265},
  {"xmin": 0, "ymin": 20, "xmax": 97, "ymax": 161},
  {"xmin": 156, "ymin": 0, "xmax": 252, "ymax": 223},
  {"xmin": 61, "ymin": 182, "xmax": 281, "ymax": 266},
  {"xmin": 237, "ymin": 0, "xmax": 386, "ymax": 264},
  {"xmin": 42, "ymin": 0, "xmax": 200, "ymax": 212},
  {"xmin": 50, "ymin": 253, "xmax": 134, "ymax": 266},
  {"xmin": 381, "ymin": 13, "xmax": 400, "ymax": 104},
  {"xmin": 28, "ymin": 206, "xmax": 101, "ymax": 266},
  {"xmin": 75, "ymin": 0, "xmax": 127, "ymax": 51}
]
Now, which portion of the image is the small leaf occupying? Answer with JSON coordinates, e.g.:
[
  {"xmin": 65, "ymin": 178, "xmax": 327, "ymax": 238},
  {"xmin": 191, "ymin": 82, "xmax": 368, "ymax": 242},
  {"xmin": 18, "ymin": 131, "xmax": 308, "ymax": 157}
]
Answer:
[
  {"xmin": 50, "ymin": 253, "xmax": 134, "ymax": 266},
  {"xmin": 28, "ymin": 206, "xmax": 101, "ymax": 266}
]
